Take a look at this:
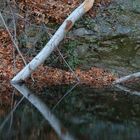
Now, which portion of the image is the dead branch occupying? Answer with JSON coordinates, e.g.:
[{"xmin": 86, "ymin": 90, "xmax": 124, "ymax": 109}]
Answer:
[{"xmin": 0, "ymin": 12, "xmax": 27, "ymax": 65}]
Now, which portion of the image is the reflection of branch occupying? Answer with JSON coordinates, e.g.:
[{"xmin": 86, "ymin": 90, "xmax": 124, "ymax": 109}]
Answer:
[
  {"xmin": 52, "ymin": 82, "xmax": 79, "ymax": 110},
  {"xmin": 115, "ymin": 84, "xmax": 140, "ymax": 96},
  {"xmin": 12, "ymin": 83, "xmax": 75, "ymax": 140},
  {"xmin": 0, "ymin": 96, "xmax": 24, "ymax": 131},
  {"xmin": 12, "ymin": 0, "xmax": 95, "ymax": 83},
  {"xmin": 113, "ymin": 72, "xmax": 140, "ymax": 84}
]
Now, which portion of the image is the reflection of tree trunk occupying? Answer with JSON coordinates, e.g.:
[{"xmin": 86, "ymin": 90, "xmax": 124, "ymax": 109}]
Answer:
[
  {"xmin": 12, "ymin": 83, "xmax": 75, "ymax": 140},
  {"xmin": 115, "ymin": 84, "xmax": 140, "ymax": 96},
  {"xmin": 11, "ymin": 0, "xmax": 95, "ymax": 83},
  {"xmin": 114, "ymin": 72, "xmax": 140, "ymax": 96}
]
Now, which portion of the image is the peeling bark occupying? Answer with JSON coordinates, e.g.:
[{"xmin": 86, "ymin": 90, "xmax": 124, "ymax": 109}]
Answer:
[
  {"xmin": 83, "ymin": 0, "xmax": 95, "ymax": 12},
  {"xmin": 65, "ymin": 20, "xmax": 73, "ymax": 31}
]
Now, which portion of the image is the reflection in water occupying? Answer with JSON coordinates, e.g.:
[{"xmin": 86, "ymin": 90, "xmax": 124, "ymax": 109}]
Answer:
[
  {"xmin": 52, "ymin": 82, "xmax": 79, "ymax": 110},
  {"xmin": 0, "ymin": 96, "xmax": 24, "ymax": 131},
  {"xmin": 47, "ymin": 85, "xmax": 140, "ymax": 140},
  {"xmin": 1, "ymin": 84, "xmax": 140, "ymax": 140},
  {"xmin": 115, "ymin": 84, "xmax": 140, "ymax": 96},
  {"xmin": 8, "ymin": 83, "xmax": 75, "ymax": 140}
]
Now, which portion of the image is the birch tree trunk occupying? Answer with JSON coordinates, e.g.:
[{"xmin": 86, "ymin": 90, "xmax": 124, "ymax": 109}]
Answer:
[{"xmin": 11, "ymin": 0, "xmax": 95, "ymax": 83}]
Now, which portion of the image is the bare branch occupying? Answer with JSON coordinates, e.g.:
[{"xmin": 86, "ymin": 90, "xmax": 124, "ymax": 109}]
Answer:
[
  {"xmin": 0, "ymin": 12, "xmax": 27, "ymax": 65},
  {"xmin": 57, "ymin": 47, "xmax": 80, "ymax": 82}
]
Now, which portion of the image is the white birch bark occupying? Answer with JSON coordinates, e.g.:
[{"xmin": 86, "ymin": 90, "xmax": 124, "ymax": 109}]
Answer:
[
  {"xmin": 11, "ymin": 0, "xmax": 95, "ymax": 83},
  {"xmin": 113, "ymin": 72, "xmax": 140, "ymax": 84}
]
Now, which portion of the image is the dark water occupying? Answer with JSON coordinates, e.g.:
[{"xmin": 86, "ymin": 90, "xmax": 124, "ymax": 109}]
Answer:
[{"xmin": 1, "ymin": 84, "xmax": 140, "ymax": 140}]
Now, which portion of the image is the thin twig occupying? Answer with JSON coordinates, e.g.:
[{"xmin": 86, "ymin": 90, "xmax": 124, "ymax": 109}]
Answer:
[
  {"xmin": 2, "ymin": 10, "xmax": 55, "ymax": 33},
  {"xmin": 6, "ymin": 0, "xmax": 17, "ymax": 41},
  {"xmin": 57, "ymin": 47, "xmax": 80, "ymax": 82},
  {"xmin": 0, "ymin": 12, "xmax": 27, "ymax": 65}
]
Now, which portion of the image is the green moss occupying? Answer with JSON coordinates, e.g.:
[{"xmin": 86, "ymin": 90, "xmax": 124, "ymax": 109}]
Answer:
[{"xmin": 62, "ymin": 39, "xmax": 81, "ymax": 69}]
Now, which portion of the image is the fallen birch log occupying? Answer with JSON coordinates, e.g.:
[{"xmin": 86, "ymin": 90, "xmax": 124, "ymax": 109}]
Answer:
[
  {"xmin": 11, "ymin": 0, "xmax": 95, "ymax": 83},
  {"xmin": 113, "ymin": 72, "xmax": 140, "ymax": 84}
]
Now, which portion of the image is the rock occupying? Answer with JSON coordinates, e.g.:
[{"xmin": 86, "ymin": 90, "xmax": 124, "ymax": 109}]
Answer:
[
  {"xmin": 131, "ymin": 49, "xmax": 140, "ymax": 68},
  {"xmin": 132, "ymin": 0, "xmax": 140, "ymax": 13},
  {"xmin": 115, "ymin": 0, "xmax": 140, "ymax": 13},
  {"xmin": 116, "ymin": 25, "xmax": 131, "ymax": 35},
  {"xmin": 87, "ymin": 0, "xmax": 140, "ymax": 38},
  {"xmin": 74, "ymin": 44, "xmax": 89, "ymax": 57},
  {"xmin": 72, "ymin": 28, "xmax": 95, "ymax": 37}
]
